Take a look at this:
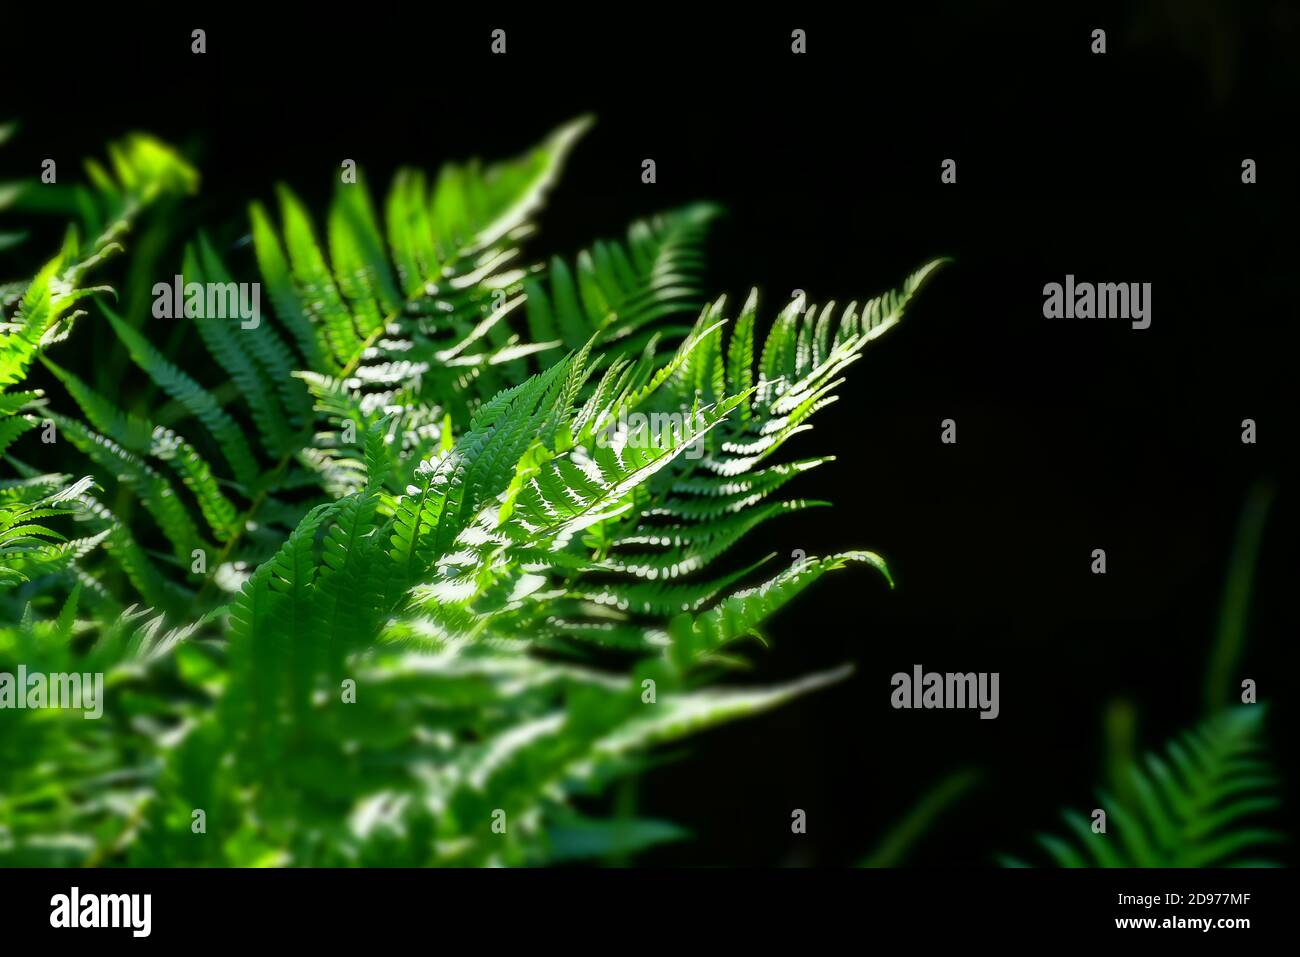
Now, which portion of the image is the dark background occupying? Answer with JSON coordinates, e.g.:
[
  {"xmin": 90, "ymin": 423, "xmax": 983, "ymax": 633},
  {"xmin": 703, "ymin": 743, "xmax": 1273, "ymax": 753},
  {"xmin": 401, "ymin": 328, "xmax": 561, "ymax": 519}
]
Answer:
[{"xmin": 4, "ymin": 2, "xmax": 1297, "ymax": 865}]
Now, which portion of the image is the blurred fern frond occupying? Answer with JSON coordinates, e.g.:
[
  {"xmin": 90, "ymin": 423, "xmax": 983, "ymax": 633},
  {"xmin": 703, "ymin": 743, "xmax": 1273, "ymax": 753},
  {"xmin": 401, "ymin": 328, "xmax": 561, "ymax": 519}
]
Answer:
[{"xmin": 1001, "ymin": 707, "xmax": 1283, "ymax": 868}]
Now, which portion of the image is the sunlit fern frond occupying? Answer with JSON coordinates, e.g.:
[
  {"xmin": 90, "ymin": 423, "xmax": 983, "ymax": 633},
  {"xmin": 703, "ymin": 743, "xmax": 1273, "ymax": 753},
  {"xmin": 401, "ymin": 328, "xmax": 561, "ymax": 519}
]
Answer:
[{"xmin": 1, "ymin": 115, "xmax": 947, "ymax": 867}]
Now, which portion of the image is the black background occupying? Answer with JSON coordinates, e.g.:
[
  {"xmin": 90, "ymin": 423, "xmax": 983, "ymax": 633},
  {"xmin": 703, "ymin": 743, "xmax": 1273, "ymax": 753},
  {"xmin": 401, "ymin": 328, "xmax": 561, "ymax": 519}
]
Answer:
[{"xmin": 3, "ymin": 2, "xmax": 1297, "ymax": 867}]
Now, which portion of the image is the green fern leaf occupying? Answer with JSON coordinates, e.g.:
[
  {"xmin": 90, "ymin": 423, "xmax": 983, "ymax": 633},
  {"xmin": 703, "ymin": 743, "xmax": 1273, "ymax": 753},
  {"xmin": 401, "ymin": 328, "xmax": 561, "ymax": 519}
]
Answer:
[{"xmin": 1007, "ymin": 707, "xmax": 1283, "ymax": 867}]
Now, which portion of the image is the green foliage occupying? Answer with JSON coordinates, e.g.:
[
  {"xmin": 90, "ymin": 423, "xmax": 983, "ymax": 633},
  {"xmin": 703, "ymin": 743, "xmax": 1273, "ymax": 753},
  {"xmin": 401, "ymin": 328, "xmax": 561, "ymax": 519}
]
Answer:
[
  {"xmin": 1205, "ymin": 480, "xmax": 1274, "ymax": 715},
  {"xmin": 0, "ymin": 475, "xmax": 98, "ymax": 589},
  {"xmin": 1000, "ymin": 480, "xmax": 1285, "ymax": 870},
  {"xmin": 0, "ymin": 117, "xmax": 944, "ymax": 865},
  {"xmin": 859, "ymin": 769, "xmax": 981, "ymax": 867},
  {"xmin": 1001, "ymin": 707, "xmax": 1283, "ymax": 868}
]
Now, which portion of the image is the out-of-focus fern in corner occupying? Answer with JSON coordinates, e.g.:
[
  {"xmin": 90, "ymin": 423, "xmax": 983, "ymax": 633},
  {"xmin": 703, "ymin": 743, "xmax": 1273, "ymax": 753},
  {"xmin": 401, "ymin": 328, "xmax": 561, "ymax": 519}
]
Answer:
[
  {"xmin": 1000, "ymin": 706, "xmax": 1283, "ymax": 867},
  {"xmin": 998, "ymin": 476, "xmax": 1284, "ymax": 869}
]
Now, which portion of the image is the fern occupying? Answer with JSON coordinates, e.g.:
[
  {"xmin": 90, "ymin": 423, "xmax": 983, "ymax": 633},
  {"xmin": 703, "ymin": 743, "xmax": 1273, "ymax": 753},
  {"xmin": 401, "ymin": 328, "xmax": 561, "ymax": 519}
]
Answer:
[
  {"xmin": 1001, "ymin": 707, "xmax": 1284, "ymax": 867},
  {"xmin": 0, "ymin": 475, "xmax": 98, "ymax": 589},
  {"xmin": 1, "ymin": 116, "xmax": 945, "ymax": 866}
]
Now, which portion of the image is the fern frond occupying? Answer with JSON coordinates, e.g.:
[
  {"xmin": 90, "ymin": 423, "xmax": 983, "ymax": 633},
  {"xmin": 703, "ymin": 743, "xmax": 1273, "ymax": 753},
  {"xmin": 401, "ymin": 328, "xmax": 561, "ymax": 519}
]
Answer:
[
  {"xmin": 666, "ymin": 551, "xmax": 890, "ymax": 669},
  {"xmin": 0, "ymin": 476, "xmax": 98, "ymax": 589},
  {"xmin": 1006, "ymin": 707, "xmax": 1284, "ymax": 867},
  {"xmin": 41, "ymin": 357, "xmax": 238, "ymax": 541},
  {"xmin": 525, "ymin": 203, "xmax": 718, "ymax": 352},
  {"xmin": 40, "ymin": 413, "xmax": 204, "ymax": 566},
  {"xmin": 185, "ymin": 238, "xmax": 306, "ymax": 454},
  {"xmin": 101, "ymin": 306, "xmax": 260, "ymax": 487},
  {"xmin": 255, "ymin": 117, "xmax": 590, "ymax": 379}
]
